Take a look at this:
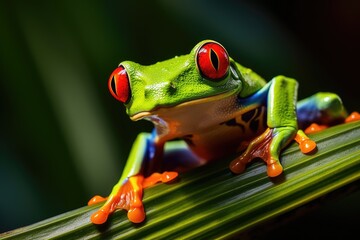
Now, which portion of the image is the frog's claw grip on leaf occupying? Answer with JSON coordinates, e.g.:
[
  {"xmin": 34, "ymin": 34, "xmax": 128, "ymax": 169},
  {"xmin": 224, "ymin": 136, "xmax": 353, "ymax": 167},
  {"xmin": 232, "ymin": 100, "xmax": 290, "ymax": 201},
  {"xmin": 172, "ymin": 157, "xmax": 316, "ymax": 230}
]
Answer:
[
  {"xmin": 88, "ymin": 171, "xmax": 178, "ymax": 224},
  {"xmin": 229, "ymin": 128, "xmax": 284, "ymax": 177},
  {"xmin": 230, "ymin": 127, "xmax": 317, "ymax": 178}
]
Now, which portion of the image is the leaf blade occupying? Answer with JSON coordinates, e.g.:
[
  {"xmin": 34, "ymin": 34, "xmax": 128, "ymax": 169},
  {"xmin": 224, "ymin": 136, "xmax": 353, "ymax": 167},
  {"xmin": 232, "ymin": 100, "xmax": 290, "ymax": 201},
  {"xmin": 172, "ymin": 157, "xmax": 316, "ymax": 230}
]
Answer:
[{"xmin": 2, "ymin": 121, "xmax": 360, "ymax": 239}]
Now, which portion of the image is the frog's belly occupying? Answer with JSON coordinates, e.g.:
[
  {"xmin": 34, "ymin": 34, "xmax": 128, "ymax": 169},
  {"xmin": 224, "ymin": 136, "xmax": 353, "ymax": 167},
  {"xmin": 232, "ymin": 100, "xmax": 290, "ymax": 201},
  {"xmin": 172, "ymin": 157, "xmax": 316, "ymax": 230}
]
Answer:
[
  {"xmin": 185, "ymin": 106, "xmax": 267, "ymax": 161},
  {"xmin": 148, "ymin": 93, "xmax": 267, "ymax": 161}
]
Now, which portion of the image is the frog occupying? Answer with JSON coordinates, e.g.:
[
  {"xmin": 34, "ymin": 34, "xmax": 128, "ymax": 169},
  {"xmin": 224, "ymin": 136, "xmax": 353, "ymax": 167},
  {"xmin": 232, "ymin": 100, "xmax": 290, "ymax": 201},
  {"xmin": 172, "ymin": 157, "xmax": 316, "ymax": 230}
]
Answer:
[{"xmin": 88, "ymin": 40, "xmax": 360, "ymax": 224}]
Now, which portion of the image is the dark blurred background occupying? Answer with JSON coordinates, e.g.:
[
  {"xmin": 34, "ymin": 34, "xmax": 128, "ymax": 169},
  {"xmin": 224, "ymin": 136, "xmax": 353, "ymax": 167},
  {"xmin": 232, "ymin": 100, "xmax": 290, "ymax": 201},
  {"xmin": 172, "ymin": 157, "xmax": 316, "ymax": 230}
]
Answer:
[{"xmin": 1, "ymin": 0, "xmax": 359, "ymax": 237}]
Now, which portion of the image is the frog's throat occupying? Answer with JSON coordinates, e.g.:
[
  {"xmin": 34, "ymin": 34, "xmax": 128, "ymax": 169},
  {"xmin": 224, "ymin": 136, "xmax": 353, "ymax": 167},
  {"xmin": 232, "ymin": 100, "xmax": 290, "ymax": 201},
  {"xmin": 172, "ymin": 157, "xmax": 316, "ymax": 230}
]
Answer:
[{"xmin": 130, "ymin": 89, "xmax": 238, "ymax": 121}]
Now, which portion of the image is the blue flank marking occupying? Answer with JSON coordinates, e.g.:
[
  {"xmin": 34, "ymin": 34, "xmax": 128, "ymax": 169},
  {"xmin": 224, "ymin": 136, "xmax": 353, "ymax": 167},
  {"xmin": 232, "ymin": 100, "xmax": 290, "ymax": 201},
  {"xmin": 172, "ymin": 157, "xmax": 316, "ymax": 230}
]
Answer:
[
  {"xmin": 296, "ymin": 98, "xmax": 320, "ymax": 126},
  {"xmin": 237, "ymin": 81, "xmax": 271, "ymax": 107},
  {"xmin": 145, "ymin": 129, "xmax": 158, "ymax": 163}
]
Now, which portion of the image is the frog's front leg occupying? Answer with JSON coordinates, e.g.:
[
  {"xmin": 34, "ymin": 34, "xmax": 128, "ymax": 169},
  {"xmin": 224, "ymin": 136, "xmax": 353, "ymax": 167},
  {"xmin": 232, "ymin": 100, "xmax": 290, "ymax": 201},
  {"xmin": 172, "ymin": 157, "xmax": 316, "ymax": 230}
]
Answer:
[
  {"xmin": 230, "ymin": 76, "xmax": 316, "ymax": 177},
  {"xmin": 88, "ymin": 132, "xmax": 178, "ymax": 224}
]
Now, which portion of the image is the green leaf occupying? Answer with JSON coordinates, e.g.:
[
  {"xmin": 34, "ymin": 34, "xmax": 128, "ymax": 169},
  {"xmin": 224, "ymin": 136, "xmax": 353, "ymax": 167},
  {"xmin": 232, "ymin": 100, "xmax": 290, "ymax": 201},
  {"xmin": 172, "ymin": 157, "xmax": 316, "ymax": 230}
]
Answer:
[{"xmin": 2, "ymin": 121, "xmax": 360, "ymax": 239}]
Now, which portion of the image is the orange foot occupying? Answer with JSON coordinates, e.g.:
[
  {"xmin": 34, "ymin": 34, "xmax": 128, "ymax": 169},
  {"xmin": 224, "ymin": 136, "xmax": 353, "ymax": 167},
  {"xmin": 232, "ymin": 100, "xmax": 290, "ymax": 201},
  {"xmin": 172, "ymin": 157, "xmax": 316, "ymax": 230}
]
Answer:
[
  {"xmin": 230, "ymin": 128, "xmax": 317, "ymax": 178},
  {"xmin": 229, "ymin": 128, "xmax": 283, "ymax": 177},
  {"xmin": 88, "ymin": 171, "xmax": 178, "ymax": 224}
]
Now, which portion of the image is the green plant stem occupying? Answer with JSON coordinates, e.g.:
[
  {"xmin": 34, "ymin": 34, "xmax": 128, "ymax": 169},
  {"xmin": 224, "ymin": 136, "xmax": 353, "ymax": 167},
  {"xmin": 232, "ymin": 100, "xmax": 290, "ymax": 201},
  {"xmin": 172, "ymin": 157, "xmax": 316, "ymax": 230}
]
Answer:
[{"xmin": 1, "ymin": 121, "xmax": 360, "ymax": 239}]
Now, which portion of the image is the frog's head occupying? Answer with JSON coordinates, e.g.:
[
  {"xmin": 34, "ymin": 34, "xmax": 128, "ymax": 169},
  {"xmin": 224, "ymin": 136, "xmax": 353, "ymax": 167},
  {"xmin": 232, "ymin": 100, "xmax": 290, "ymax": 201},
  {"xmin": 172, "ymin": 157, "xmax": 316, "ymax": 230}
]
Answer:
[{"xmin": 108, "ymin": 40, "xmax": 243, "ymax": 120}]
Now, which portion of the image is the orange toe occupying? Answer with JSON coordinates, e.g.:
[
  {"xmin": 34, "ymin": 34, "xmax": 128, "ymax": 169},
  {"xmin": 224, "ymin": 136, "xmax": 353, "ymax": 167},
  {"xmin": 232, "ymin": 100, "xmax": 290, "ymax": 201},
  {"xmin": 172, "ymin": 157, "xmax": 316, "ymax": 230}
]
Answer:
[
  {"xmin": 304, "ymin": 123, "xmax": 328, "ymax": 134},
  {"xmin": 229, "ymin": 158, "xmax": 247, "ymax": 174},
  {"xmin": 88, "ymin": 195, "xmax": 107, "ymax": 206},
  {"xmin": 161, "ymin": 171, "xmax": 178, "ymax": 183},
  {"xmin": 143, "ymin": 171, "xmax": 179, "ymax": 188},
  {"xmin": 299, "ymin": 138, "xmax": 317, "ymax": 154},
  {"xmin": 91, "ymin": 209, "xmax": 109, "ymax": 225},
  {"xmin": 345, "ymin": 111, "xmax": 360, "ymax": 123},
  {"xmin": 128, "ymin": 206, "xmax": 145, "ymax": 223},
  {"xmin": 267, "ymin": 160, "xmax": 283, "ymax": 177}
]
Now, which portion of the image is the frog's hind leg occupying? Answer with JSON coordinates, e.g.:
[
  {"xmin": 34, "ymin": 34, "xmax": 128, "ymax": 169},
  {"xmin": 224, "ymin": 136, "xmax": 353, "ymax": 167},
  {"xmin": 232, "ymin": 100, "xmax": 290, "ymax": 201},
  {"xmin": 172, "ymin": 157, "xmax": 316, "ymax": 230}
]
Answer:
[{"xmin": 297, "ymin": 92, "xmax": 348, "ymax": 133}]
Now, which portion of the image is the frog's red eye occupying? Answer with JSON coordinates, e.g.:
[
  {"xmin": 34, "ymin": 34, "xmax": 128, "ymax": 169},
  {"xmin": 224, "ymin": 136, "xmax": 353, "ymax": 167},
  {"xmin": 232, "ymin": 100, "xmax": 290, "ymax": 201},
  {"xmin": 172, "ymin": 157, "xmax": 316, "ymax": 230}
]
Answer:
[
  {"xmin": 196, "ymin": 42, "xmax": 230, "ymax": 80},
  {"xmin": 108, "ymin": 66, "xmax": 131, "ymax": 103}
]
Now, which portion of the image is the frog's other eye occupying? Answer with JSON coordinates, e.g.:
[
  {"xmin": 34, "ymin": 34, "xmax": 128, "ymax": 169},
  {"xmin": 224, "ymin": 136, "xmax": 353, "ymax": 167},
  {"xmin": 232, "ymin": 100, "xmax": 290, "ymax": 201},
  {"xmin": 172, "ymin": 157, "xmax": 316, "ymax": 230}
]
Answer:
[
  {"xmin": 196, "ymin": 42, "xmax": 230, "ymax": 80},
  {"xmin": 108, "ymin": 65, "xmax": 131, "ymax": 103}
]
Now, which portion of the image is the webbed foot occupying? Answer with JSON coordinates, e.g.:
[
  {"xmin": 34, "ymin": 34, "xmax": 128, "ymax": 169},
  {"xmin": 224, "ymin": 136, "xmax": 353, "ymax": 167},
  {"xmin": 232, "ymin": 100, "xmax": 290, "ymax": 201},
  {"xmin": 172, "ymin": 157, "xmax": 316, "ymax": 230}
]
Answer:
[
  {"xmin": 88, "ymin": 171, "xmax": 178, "ymax": 224},
  {"xmin": 230, "ymin": 127, "xmax": 316, "ymax": 177},
  {"xmin": 230, "ymin": 128, "xmax": 287, "ymax": 177}
]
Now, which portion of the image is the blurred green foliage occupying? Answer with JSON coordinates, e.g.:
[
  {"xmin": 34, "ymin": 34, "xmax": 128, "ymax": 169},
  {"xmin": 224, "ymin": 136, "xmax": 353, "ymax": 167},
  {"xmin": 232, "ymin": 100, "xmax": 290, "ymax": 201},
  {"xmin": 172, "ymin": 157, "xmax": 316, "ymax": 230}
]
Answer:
[{"xmin": 0, "ymin": 0, "xmax": 359, "ymax": 235}]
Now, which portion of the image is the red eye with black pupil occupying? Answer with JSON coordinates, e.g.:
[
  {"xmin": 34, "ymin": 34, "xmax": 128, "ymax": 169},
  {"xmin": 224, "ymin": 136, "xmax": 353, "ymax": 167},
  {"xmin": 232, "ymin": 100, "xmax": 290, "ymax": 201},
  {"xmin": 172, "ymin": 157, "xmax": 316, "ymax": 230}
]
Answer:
[
  {"xmin": 197, "ymin": 42, "xmax": 230, "ymax": 80},
  {"xmin": 108, "ymin": 66, "xmax": 131, "ymax": 103}
]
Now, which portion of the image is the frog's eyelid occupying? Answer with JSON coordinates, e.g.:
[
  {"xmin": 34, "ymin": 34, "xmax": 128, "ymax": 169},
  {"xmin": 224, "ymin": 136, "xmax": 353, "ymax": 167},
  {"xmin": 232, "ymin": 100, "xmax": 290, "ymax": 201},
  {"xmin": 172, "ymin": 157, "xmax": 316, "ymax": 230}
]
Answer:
[{"xmin": 230, "ymin": 63, "xmax": 241, "ymax": 80}]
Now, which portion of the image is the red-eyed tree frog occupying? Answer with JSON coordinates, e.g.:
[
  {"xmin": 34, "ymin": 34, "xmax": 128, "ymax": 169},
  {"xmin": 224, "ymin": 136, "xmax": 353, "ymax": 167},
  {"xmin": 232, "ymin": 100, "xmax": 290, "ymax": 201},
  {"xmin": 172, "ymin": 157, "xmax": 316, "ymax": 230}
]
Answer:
[{"xmin": 88, "ymin": 40, "xmax": 360, "ymax": 224}]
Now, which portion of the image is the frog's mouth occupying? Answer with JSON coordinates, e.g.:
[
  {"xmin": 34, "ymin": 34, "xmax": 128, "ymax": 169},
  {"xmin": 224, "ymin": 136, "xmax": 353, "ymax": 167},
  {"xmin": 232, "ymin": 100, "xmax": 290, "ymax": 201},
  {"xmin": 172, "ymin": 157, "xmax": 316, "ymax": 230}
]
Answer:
[{"xmin": 130, "ymin": 89, "xmax": 238, "ymax": 121}]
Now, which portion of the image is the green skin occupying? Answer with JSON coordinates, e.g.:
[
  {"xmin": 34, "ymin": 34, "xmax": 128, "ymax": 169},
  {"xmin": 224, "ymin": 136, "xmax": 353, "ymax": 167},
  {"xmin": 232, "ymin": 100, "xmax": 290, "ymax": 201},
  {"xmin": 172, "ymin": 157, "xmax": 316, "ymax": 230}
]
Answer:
[{"xmin": 96, "ymin": 40, "xmax": 347, "ymax": 223}]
